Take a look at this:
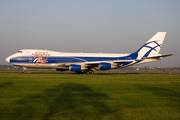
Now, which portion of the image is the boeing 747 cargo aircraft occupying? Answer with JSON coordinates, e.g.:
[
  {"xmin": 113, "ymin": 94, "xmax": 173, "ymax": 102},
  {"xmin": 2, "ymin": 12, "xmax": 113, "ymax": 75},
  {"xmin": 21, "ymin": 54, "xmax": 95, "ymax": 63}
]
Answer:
[{"xmin": 6, "ymin": 32, "xmax": 173, "ymax": 74}]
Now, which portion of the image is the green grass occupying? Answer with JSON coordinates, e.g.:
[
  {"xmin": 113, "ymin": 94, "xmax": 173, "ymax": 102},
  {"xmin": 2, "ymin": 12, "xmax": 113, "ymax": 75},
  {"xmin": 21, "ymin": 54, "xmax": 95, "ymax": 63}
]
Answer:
[{"xmin": 0, "ymin": 74, "xmax": 180, "ymax": 120}]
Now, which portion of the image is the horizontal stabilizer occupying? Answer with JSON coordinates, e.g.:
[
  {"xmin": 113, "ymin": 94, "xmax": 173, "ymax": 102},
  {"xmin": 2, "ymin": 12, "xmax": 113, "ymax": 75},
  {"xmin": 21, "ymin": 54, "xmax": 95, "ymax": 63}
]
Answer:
[
  {"xmin": 135, "ymin": 54, "xmax": 173, "ymax": 61},
  {"xmin": 143, "ymin": 54, "xmax": 174, "ymax": 59}
]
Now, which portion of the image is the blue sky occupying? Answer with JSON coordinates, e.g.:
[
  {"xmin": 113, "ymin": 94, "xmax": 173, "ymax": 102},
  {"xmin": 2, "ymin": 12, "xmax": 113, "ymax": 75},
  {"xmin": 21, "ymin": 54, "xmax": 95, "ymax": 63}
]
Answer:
[{"xmin": 0, "ymin": 0, "xmax": 180, "ymax": 67}]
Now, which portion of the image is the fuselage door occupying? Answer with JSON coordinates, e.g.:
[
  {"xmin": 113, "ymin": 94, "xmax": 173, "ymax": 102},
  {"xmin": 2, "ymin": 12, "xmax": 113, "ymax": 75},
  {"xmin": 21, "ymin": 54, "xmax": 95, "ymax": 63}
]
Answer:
[
  {"xmin": 26, "ymin": 51, "xmax": 33, "ymax": 63},
  {"xmin": 29, "ymin": 56, "xmax": 33, "ymax": 63}
]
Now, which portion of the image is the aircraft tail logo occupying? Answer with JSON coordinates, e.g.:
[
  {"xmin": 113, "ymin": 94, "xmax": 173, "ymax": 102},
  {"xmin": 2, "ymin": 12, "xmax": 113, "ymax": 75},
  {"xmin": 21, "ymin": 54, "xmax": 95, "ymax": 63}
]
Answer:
[{"xmin": 134, "ymin": 32, "xmax": 166, "ymax": 60}]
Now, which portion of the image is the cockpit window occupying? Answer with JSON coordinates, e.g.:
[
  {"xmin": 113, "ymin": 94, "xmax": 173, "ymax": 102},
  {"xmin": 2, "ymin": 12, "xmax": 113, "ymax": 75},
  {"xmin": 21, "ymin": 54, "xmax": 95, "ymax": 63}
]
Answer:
[{"xmin": 18, "ymin": 51, "xmax": 22, "ymax": 53}]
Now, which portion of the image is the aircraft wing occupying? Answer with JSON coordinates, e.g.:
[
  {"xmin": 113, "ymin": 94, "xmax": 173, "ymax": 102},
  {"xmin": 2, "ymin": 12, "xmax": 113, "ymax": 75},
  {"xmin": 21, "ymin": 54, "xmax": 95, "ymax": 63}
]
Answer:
[
  {"xmin": 111, "ymin": 60, "xmax": 134, "ymax": 64},
  {"xmin": 84, "ymin": 60, "xmax": 133, "ymax": 65},
  {"xmin": 55, "ymin": 63, "xmax": 67, "ymax": 66},
  {"xmin": 55, "ymin": 60, "xmax": 134, "ymax": 67}
]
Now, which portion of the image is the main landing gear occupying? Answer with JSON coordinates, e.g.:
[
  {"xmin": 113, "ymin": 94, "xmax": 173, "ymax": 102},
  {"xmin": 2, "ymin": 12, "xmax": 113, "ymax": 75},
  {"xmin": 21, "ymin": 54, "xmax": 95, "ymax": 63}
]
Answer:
[
  {"xmin": 75, "ymin": 69, "xmax": 94, "ymax": 74},
  {"xmin": 22, "ymin": 67, "xmax": 28, "ymax": 73}
]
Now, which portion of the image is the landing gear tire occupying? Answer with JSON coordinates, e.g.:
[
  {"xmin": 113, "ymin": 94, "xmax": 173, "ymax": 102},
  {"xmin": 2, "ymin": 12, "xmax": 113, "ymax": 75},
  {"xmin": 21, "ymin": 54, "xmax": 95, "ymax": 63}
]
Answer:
[
  {"xmin": 23, "ymin": 71, "xmax": 27, "ymax": 74},
  {"xmin": 75, "ymin": 70, "xmax": 94, "ymax": 74},
  {"xmin": 85, "ymin": 70, "xmax": 94, "ymax": 74}
]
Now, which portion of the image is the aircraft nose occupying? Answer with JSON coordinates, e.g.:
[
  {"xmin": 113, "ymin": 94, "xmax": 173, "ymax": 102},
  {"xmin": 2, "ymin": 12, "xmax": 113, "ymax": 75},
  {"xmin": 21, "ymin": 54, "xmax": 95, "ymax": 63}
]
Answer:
[{"xmin": 6, "ymin": 57, "xmax": 10, "ymax": 63}]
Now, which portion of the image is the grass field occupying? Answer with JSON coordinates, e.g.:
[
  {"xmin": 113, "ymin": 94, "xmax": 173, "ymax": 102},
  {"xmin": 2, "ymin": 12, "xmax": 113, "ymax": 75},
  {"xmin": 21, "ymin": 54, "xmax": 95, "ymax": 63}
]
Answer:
[{"xmin": 0, "ymin": 73, "xmax": 180, "ymax": 120}]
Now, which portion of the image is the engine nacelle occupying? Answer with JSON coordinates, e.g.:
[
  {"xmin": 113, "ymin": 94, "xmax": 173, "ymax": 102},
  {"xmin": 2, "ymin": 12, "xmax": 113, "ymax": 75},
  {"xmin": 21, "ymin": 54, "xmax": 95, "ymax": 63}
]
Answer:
[
  {"xmin": 111, "ymin": 63, "xmax": 119, "ymax": 69},
  {"xmin": 70, "ymin": 64, "xmax": 81, "ymax": 71},
  {"xmin": 69, "ymin": 64, "xmax": 86, "ymax": 72},
  {"xmin": 99, "ymin": 63, "xmax": 111, "ymax": 70},
  {"xmin": 98, "ymin": 63, "xmax": 118, "ymax": 70}
]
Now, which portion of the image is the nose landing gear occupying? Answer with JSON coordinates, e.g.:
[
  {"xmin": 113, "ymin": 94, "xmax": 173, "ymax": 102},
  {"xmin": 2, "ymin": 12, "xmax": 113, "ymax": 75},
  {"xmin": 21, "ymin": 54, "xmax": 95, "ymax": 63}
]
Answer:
[{"xmin": 22, "ymin": 67, "xmax": 27, "ymax": 73}]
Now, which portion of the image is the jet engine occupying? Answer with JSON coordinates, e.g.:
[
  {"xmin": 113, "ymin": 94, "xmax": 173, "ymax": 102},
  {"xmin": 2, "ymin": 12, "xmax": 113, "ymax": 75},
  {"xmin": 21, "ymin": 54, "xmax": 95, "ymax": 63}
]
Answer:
[
  {"xmin": 98, "ymin": 63, "xmax": 118, "ymax": 70},
  {"xmin": 98, "ymin": 63, "xmax": 111, "ymax": 70},
  {"xmin": 69, "ymin": 64, "xmax": 86, "ymax": 72}
]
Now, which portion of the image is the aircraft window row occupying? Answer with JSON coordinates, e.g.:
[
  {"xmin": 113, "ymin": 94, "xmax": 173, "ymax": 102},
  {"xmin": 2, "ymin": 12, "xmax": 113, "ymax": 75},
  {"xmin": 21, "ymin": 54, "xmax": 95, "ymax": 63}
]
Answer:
[
  {"xmin": 18, "ymin": 51, "xmax": 22, "ymax": 53},
  {"xmin": 35, "ymin": 52, "xmax": 45, "ymax": 54}
]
